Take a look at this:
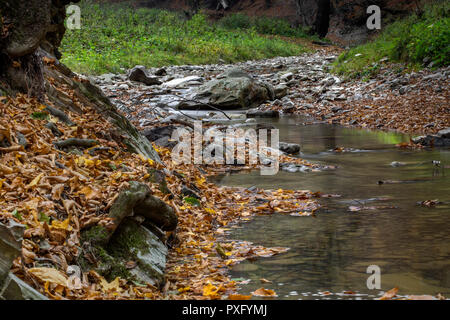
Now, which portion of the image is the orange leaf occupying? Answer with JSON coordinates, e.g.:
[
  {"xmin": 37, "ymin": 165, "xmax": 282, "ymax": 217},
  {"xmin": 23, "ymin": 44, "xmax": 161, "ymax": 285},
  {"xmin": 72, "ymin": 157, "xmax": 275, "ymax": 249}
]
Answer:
[
  {"xmin": 380, "ymin": 287, "xmax": 399, "ymax": 300},
  {"xmin": 251, "ymin": 288, "xmax": 277, "ymax": 297},
  {"xmin": 228, "ymin": 294, "xmax": 252, "ymax": 300}
]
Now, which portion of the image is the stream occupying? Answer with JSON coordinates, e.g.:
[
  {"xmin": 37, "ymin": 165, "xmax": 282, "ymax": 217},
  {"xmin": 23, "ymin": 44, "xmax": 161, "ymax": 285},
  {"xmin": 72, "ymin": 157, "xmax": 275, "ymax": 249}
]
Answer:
[{"xmin": 213, "ymin": 115, "xmax": 450, "ymax": 300}]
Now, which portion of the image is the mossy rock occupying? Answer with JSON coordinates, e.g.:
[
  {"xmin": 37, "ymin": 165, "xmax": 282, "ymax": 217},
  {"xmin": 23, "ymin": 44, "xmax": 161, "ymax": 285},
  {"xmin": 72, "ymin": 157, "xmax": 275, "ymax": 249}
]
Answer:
[{"xmin": 79, "ymin": 219, "xmax": 167, "ymax": 286}]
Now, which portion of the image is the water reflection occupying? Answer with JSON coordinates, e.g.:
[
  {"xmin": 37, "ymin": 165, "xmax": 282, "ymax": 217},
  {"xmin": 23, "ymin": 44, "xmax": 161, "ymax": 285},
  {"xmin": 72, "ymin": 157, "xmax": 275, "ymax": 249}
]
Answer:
[{"xmin": 214, "ymin": 116, "xmax": 450, "ymax": 299}]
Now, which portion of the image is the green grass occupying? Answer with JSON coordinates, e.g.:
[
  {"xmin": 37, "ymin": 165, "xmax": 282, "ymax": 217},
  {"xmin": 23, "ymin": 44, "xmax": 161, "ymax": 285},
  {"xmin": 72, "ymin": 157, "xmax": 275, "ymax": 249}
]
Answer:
[
  {"xmin": 60, "ymin": 0, "xmax": 308, "ymax": 75},
  {"xmin": 332, "ymin": 1, "xmax": 450, "ymax": 79}
]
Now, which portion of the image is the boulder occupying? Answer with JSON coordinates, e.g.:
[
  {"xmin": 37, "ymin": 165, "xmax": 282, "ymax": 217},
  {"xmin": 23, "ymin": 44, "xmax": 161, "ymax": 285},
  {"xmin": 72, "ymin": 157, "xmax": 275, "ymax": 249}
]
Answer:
[
  {"xmin": 180, "ymin": 69, "xmax": 274, "ymax": 110},
  {"xmin": 128, "ymin": 66, "xmax": 162, "ymax": 86}
]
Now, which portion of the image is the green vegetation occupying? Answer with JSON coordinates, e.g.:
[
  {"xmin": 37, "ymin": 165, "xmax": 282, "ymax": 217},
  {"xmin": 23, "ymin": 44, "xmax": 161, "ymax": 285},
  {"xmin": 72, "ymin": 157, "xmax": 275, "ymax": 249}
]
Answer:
[
  {"xmin": 332, "ymin": 1, "xmax": 450, "ymax": 78},
  {"xmin": 218, "ymin": 13, "xmax": 318, "ymax": 40},
  {"xmin": 61, "ymin": 0, "xmax": 308, "ymax": 75}
]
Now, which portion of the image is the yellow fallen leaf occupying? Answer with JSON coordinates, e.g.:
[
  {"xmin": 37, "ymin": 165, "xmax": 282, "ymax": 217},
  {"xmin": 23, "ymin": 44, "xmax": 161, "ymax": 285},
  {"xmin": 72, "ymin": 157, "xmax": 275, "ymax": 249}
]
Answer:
[
  {"xmin": 51, "ymin": 218, "xmax": 72, "ymax": 231},
  {"xmin": 178, "ymin": 286, "xmax": 191, "ymax": 293},
  {"xmin": 79, "ymin": 186, "xmax": 100, "ymax": 200},
  {"xmin": 26, "ymin": 173, "xmax": 44, "ymax": 189},
  {"xmin": 203, "ymin": 282, "xmax": 221, "ymax": 297},
  {"xmin": 28, "ymin": 267, "xmax": 67, "ymax": 287},
  {"xmin": 100, "ymin": 277, "xmax": 122, "ymax": 293}
]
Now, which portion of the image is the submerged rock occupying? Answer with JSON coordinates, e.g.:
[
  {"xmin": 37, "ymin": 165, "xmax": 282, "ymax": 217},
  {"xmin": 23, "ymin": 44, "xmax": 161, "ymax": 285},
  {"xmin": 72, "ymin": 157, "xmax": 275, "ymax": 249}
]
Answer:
[{"xmin": 279, "ymin": 142, "xmax": 301, "ymax": 155}]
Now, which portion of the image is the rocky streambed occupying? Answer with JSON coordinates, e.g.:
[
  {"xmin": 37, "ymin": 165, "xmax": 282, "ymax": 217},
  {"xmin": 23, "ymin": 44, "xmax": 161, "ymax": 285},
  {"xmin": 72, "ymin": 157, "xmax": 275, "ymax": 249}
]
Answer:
[{"xmin": 90, "ymin": 48, "xmax": 449, "ymax": 148}]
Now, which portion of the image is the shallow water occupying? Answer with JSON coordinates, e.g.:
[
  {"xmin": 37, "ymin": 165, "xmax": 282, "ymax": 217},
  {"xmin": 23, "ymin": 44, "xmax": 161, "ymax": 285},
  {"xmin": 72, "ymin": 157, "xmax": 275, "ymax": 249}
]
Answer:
[{"xmin": 213, "ymin": 116, "xmax": 450, "ymax": 300}]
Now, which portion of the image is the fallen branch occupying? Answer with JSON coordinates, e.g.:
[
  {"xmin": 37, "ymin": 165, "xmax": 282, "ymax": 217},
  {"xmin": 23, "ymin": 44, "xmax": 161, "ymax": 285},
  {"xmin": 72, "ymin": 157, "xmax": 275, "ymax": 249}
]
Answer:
[
  {"xmin": 53, "ymin": 138, "xmax": 98, "ymax": 149},
  {"xmin": 172, "ymin": 96, "xmax": 232, "ymax": 120},
  {"xmin": 44, "ymin": 105, "xmax": 74, "ymax": 125}
]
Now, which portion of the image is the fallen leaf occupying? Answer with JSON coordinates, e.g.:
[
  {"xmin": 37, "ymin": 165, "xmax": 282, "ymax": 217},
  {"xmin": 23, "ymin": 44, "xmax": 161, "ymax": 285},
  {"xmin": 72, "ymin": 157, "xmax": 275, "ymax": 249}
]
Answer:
[
  {"xmin": 251, "ymin": 288, "xmax": 277, "ymax": 297},
  {"xmin": 260, "ymin": 278, "xmax": 272, "ymax": 284},
  {"xmin": 28, "ymin": 267, "xmax": 68, "ymax": 287},
  {"xmin": 99, "ymin": 277, "xmax": 122, "ymax": 293},
  {"xmin": 380, "ymin": 287, "xmax": 399, "ymax": 300}
]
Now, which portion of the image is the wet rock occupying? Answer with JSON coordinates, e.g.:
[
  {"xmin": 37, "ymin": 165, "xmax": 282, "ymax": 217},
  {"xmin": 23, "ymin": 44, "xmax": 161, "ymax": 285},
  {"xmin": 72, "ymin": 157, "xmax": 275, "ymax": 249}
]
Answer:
[
  {"xmin": 128, "ymin": 66, "xmax": 162, "ymax": 86},
  {"xmin": 279, "ymin": 142, "xmax": 301, "ymax": 155},
  {"xmin": 281, "ymin": 163, "xmax": 299, "ymax": 173},
  {"xmin": 274, "ymin": 84, "xmax": 289, "ymax": 99},
  {"xmin": 246, "ymin": 109, "xmax": 279, "ymax": 118},
  {"xmin": 412, "ymin": 127, "xmax": 450, "ymax": 147}
]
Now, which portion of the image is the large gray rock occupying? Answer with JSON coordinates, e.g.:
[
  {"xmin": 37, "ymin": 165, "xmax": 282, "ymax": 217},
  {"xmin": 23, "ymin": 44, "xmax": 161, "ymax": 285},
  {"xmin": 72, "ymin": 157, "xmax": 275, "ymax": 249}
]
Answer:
[{"xmin": 180, "ymin": 69, "xmax": 274, "ymax": 110}]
